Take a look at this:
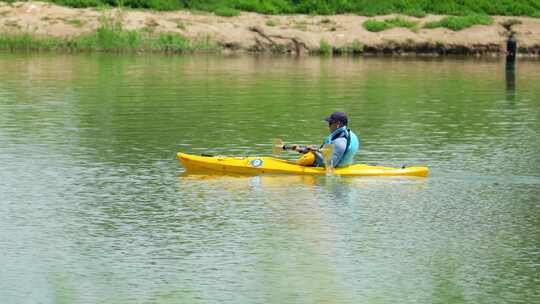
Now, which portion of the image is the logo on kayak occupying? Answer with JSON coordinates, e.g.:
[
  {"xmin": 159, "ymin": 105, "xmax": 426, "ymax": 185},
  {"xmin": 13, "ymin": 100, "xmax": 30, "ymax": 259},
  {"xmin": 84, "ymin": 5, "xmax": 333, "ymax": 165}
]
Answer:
[{"xmin": 250, "ymin": 159, "xmax": 263, "ymax": 167}]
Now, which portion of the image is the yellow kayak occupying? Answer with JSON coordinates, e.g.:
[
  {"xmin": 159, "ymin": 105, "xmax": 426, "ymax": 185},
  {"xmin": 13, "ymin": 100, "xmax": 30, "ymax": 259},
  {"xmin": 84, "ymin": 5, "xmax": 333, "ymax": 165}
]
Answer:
[{"xmin": 177, "ymin": 152, "xmax": 429, "ymax": 177}]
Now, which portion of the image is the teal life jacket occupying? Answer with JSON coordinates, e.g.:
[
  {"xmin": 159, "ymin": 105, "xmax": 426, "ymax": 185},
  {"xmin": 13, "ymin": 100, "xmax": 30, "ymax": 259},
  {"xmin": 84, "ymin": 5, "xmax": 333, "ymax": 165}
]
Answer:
[{"xmin": 322, "ymin": 126, "xmax": 360, "ymax": 167}]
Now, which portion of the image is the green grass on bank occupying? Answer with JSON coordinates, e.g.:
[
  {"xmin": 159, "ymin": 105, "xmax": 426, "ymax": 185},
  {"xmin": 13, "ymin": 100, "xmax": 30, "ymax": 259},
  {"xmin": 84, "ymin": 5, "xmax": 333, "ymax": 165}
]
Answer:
[
  {"xmin": 363, "ymin": 14, "xmax": 494, "ymax": 32},
  {"xmin": 363, "ymin": 17, "xmax": 417, "ymax": 32},
  {"xmin": 46, "ymin": 0, "xmax": 540, "ymax": 17},
  {"xmin": 316, "ymin": 39, "xmax": 363, "ymax": 55},
  {"xmin": 0, "ymin": 19, "xmax": 218, "ymax": 52},
  {"xmin": 424, "ymin": 14, "xmax": 493, "ymax": 31}
]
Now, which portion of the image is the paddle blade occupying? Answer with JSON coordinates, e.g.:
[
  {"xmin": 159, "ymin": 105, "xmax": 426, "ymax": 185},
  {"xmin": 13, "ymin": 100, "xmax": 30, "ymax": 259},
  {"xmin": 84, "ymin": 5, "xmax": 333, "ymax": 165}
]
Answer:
[
  {"xmin": 272, "ymin": 138, "xmax": 284, "ymax": 155},
  {"xmin": 320, "ymin": 144, "xmax": 334, "ymax": 175}
]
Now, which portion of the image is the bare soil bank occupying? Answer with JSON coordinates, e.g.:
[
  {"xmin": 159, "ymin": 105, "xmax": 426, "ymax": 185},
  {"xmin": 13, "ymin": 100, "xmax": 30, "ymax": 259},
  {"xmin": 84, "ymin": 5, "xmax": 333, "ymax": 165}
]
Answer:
[{"xmin": 1, "ymin": 1, "xmax": 540, "ymax": 56}]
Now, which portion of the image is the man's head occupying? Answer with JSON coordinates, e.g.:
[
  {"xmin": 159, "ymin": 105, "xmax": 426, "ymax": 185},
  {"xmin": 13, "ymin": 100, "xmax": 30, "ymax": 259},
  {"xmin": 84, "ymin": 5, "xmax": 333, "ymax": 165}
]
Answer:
[{"xmin": 324, "ymin": 111, "xmax": 348, "ymax": 132}]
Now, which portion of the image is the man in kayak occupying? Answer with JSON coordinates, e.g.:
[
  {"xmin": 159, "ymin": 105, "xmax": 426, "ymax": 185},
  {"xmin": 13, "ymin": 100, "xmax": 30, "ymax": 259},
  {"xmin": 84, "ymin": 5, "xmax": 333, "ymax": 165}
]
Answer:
[{"xmin": 295, "ymin": 111, "xmax": 360, "ymax": 168}]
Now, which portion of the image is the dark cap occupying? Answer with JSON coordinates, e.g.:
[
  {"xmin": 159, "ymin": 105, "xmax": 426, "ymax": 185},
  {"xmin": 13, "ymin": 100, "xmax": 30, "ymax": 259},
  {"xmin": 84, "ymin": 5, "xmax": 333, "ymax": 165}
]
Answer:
[{"xmin": 324, "ymin": 111, "xmax": 348, "ymax": 125}]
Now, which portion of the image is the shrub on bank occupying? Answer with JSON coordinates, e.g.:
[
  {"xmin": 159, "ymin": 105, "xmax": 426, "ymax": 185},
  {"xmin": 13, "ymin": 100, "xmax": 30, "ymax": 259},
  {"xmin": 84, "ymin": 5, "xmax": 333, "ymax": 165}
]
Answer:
[
  {"xmin": 48, "ymin": 0, "xmax": 540, "ymax": 17},
  {"xmin": 363, "ymin": 17, "xmax": 417, "ymax": 32},
  {"xmin": 363, "ymin": 19, "xmax": 389, "ymax": 32},
  {"xmin": 424, "ymin": 15, "xmax": 493, "ymax": 31},
  {"xmin": 266, "ymin": 19, "xmax": 278, "ymax": 27},
  {"xmin": 319, "ymin": 39, "xmax": 332, "ymax": 55}
]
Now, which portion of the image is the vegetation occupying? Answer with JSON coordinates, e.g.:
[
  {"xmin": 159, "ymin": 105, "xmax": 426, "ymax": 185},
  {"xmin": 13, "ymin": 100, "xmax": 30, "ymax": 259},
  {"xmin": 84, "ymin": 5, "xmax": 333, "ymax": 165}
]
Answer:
[
  {"xmin": 65, "ymin": 18, "xmax": 84, "ymax": 27},
  {"xmin": 423, "ymin": 15, "xmax": 493, "ymax": 31},
  {"xmin": 403, "ymin": 8, "xmax": 426, "ymax": 18},
  {"xmin": 315, "ymin": 39, "xmax": 363, "ymax": 55},
  {"xmin": 0, "ymin": 17, "xmax": 218, "ymax": 52},
  {"xmin": 337, "ymin": 40, "xmax": 363, "ymax": 54},
  {"xmin": 318, "ymin": 39, "xmax": 331, "ymax": 55},
  {"xmin": 48, "ymin": 0, "xmax": 540, "ymax": 17},
  {"xmin": 363, "ymin": 17, "xmax": 417, "ymax": 32},
  {"xmin": 363, "ymin": 14, "xmax": 495, "ymax": 32},
  {"xmin": 171, "ymin": 19, "xmax": 187, "ymax": 29},
  {"xmin": 214, "ymin": 6, "xmax": 240, "ymax": 17},
  {"xmin": 265, "ymin": 19, "xmax": 277, "ymax": 27}
]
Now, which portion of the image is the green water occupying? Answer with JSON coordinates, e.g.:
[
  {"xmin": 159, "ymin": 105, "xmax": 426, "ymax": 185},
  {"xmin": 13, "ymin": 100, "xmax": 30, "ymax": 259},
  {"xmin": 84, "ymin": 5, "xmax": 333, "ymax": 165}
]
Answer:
[{"xmin": 0, "ymin": 53, "xmax": 539, "ymax": 304}]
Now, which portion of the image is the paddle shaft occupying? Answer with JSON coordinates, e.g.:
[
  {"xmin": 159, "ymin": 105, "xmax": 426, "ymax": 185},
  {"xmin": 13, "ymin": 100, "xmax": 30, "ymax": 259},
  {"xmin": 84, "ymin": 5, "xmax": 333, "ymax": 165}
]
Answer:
[
  {"xmin": 273, "ymin": 139, "xmax": 334, "ymax": 172},
  {"xmin": 281, "ymin": 144, "xmax": 317, "ymax": 153}
]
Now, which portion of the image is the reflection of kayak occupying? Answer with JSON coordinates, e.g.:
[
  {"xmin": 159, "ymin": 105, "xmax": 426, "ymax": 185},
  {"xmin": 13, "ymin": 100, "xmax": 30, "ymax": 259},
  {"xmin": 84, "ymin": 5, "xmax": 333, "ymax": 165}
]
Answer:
[{"xmin": 177, "ymin": 153, "xmax": 429, "ymax": 177}]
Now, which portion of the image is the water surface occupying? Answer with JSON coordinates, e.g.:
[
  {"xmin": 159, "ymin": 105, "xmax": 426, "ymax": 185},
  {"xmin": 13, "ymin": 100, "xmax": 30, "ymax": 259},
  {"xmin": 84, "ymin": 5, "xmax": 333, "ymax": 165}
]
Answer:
[{"xmin": 0, "ymin": 53, "xmax": 539, "ymax": 304}]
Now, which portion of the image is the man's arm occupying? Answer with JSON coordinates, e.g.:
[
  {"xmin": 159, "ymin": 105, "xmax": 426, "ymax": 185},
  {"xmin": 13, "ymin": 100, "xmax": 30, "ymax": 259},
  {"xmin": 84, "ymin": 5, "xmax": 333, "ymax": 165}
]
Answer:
[{"xmin": 331, "ymin": 137, "xmax": 347, "ymax": 167}]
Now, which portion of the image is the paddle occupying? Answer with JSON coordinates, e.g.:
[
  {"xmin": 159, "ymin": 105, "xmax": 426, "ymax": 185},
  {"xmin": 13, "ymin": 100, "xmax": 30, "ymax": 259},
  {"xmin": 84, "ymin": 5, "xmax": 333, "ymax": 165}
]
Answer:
[
  {"xmin": 272, "ymin": 138, "xmax": 287, "ymax": 155},
  {"xmin": 320, "ymin": 143, "xmax": 334, "ymax": 175},
  {"xmin": 272, "ymin": 138, "xmax": 314, "ymax": 154},
  {"xmin": 273, "ymin": 138, "xmax": 334, "ymax": 174}
]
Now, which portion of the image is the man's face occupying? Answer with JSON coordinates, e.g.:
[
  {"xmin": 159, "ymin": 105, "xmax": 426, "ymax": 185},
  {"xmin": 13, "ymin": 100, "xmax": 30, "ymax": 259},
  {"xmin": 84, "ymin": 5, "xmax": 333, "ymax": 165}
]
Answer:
[{"xmin": 328, "ymin": 120, "xmax": 341, "ymax": 132}]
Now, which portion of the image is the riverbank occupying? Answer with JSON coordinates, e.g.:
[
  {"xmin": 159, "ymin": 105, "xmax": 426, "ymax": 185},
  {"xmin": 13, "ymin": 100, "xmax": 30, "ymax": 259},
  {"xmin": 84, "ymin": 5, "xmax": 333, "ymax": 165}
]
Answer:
[{"xmin": 1, "ymin": 1, "xmax": 540, "ymax": 56}]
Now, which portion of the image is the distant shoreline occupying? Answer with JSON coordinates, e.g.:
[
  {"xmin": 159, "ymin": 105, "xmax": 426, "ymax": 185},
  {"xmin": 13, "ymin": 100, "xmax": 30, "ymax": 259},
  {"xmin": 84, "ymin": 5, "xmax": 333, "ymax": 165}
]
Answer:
[{"xmin": 1, "ymin": 1, "xmax": 539, "ymax": 56}]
